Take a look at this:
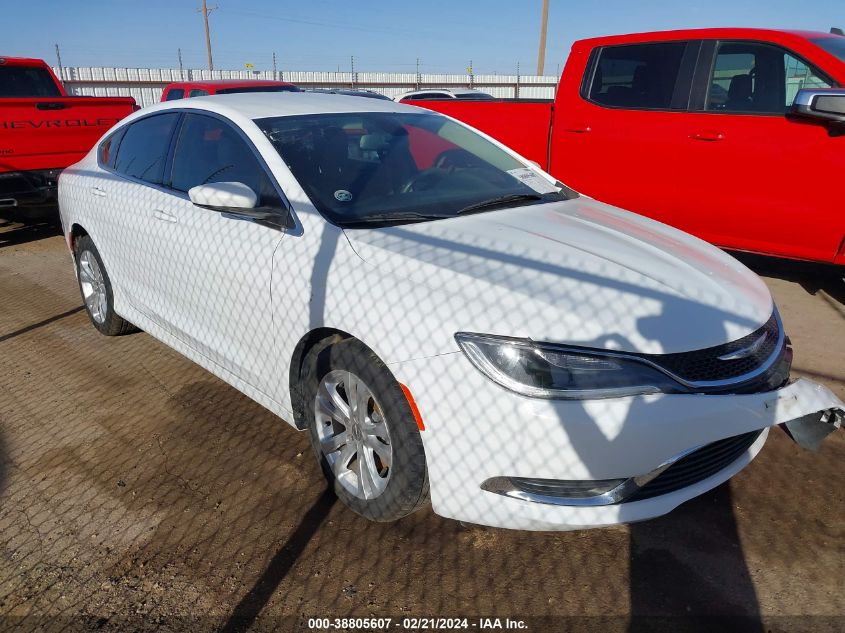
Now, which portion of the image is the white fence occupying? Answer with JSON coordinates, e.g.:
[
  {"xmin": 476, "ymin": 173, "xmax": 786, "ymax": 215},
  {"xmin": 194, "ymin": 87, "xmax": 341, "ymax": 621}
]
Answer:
[{"xmin": 53, "ymin": 66, "xmax": 559, "ymax": 108}]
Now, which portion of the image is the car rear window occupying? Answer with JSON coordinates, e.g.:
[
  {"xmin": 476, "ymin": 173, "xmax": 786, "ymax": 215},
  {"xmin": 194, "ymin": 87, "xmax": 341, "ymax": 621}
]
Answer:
[
  {"xmin": 588, "ymin": 42, "xmax": 687, "ymax": 109},
  {"xmin": 164, "ymin": 88, "xmax": 185, "ymax": 101},
  {"xmin": 0, "ymin": 66, "xmax": 62, "ymax": 98}
]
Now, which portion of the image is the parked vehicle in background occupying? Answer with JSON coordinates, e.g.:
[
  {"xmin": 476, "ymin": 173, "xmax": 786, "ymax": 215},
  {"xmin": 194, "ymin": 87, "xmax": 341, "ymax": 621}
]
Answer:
[
  {"xmin": 58, "ymin": 93, "xmax": 843, "ymax": 530},
  {"xmin": 396, "ymin": 88, "xmax": 494, "ymax": 102},
  {"xmin": 411, "ymin": 29, "xmax": 845, "ymax": 265},
  {"xmin": 308, "ymin": 88, "xmax": 392, "ymax": 100},
  {"xmin": 160, "ymin": 80, "xmax": 300, "ymax": 101},
  {"xmin": 0, "ymin": 56, "xmax": 136, "ymax": 220}
]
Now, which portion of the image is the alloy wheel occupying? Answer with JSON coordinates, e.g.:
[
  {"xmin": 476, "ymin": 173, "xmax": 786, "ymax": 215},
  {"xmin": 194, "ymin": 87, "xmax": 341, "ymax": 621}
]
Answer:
[
  {"xmin": 314, "ymin": 369, "xmax": 393, "ymax": 500},
  {"xmin": 78, "ymin": 250, "xmax": 108, "ymax": 324}
]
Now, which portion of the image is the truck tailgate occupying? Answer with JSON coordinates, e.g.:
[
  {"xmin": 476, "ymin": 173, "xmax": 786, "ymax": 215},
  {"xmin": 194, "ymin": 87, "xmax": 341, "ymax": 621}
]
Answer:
[
  {"xmin": 0, "ymin": 97, "xmax": 136, "ymax": 173},
  {"xmin": 405, "ymin": 99, "xmax": 554, "ymax": 169}
]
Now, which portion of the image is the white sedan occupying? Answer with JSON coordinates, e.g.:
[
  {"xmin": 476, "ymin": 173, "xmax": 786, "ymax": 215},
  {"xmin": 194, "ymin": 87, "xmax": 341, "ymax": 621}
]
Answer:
[{"xmin": 58, "ymin": 93, "xmax": 843, "ymax": 530}]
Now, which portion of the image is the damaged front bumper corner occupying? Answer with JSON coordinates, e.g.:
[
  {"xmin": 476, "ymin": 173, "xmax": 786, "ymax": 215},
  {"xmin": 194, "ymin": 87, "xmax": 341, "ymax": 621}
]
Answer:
[{"xmin": 784, "ymin": 407, "xmax": 843, "ymax": 451}]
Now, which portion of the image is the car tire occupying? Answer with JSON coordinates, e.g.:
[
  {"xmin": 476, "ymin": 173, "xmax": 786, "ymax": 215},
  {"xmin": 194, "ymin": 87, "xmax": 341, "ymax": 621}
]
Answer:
[
  {"xmin": 302, "ymin": 337, "xmax": 429, "ymax": 522},
  {"xmin": 74, "ymin": 235, "xmax": 137, "ymax": 336}
]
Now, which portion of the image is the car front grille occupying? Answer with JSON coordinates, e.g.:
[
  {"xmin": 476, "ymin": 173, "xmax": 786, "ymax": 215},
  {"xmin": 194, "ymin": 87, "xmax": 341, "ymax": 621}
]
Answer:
[
  {"xmin": 642, "ymin": 313, "xmax": 781, "ymax": 384},
  {"xmin": 624, "ymin": 430, "xmax": 764, "ymax": 503}
]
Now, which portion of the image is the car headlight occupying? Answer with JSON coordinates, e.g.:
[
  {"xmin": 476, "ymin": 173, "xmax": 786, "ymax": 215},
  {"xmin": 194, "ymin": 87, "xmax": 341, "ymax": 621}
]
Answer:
[{"xmin": 455, "ymin": 332, "xmax": 684, "ymax": 399}]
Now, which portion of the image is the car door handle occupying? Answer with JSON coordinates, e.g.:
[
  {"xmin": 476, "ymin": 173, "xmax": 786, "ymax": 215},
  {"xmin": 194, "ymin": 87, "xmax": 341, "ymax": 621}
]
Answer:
[
  {"xmin": 690, "ymin": 131, "xmax": 726, "ymax": 141},
  {"xmin": 153, "ymin": 210, "xmax": 177, "ymax": 223},
  {"xmin": 563, "ymin": 126, "xmax": 592, "ymax": 133},
  {"xmin": 90, "ymin": 186, "xmax": 107, "ymax": 197}
]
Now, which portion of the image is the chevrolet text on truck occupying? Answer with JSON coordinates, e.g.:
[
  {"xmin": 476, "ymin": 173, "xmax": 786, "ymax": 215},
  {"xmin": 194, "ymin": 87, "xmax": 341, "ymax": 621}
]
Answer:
[
  {"xmin": 0, "ymin": 56, "xmax": 136, "ymax": 219},
  {"xmin": 411, "ymin": 28, "xmax": 845, "ymax": 264}
]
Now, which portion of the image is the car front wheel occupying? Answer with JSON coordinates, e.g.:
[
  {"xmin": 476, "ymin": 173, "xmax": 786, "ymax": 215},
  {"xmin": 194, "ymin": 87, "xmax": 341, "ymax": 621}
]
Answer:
[{"xmin": 302, "ymin": 338, "xmax": 429, "ymax": 522}]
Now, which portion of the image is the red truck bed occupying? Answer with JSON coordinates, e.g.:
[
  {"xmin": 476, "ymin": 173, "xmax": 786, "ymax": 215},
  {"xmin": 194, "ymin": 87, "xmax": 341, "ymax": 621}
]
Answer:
[{"xmin": 0, "ymin": 56, "xmax": 136, "ymax": 218}]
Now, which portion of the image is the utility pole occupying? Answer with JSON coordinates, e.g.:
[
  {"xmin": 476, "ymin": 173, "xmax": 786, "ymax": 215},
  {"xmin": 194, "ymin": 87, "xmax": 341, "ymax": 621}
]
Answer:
[
  {"xmin": 54, "ymin": 44, "xmax": 64, "ymax": 82},
  {"xmin": 536, "ymin": 0, "xmax": 549, "ymax": 75},
  {"xmin": 272, "ymin": 51, "xmax": 278, "ymax": 81},
  {"xmin": 416, "ymin": 57, "xmax": 420, "ymax": 91},
  {"xmin": 350, "ymin": 55, "xmax": 356, "ymax": 88},
  {"xmin": 177, "ymin": 48, "xmax": 185, "ymax": 80},
  {"xmin": 197, "ymin": 0, "xmax": 218, "ymax": 71}
]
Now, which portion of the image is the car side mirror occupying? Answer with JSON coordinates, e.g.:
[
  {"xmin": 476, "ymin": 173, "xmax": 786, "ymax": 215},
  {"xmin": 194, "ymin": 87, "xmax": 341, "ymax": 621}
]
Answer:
[
  {"xmin": 790, "ymin": 89, "xmax": 845, "ymax": 125},
  {"xmin": 189, "ymin": 181, "xmax": 258, "ymax": 210},
  {"xmin": 189, "ymin": 181, "xmax": 294, "ymax": 230}
]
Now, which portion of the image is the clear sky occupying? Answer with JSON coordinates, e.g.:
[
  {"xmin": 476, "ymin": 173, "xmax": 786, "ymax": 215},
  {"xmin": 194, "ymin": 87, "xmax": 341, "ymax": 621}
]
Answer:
[{"xmin": 4, "ymin": 0, "xmax": 843, "ymax": 74}]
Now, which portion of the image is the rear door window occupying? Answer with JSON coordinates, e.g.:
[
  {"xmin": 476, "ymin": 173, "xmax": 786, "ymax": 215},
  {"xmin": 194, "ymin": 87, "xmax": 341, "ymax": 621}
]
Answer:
[
  {"xmin": 112, "ymin": 113, "xmax": 180, "ymax": 185},
  {"xmin": 705, "ymin": 41, "xmax": 832, "ymax": 113},
  {"xmin": 588, "ymin": 42, "xmax": 688, "ymax": 109},
  {"xmin": 189, "ymin": 89, "xmax": 210, "ymax": 97}
]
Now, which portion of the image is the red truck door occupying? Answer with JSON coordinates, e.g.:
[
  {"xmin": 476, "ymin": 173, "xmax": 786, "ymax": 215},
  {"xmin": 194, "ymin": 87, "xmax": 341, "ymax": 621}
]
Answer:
[
  {"xmin": 675, "ymin": 39, "xmax": 842, "ymax": 262},
  {"xmin": 551, "ymin": 40, "xmax": 704, "ymax": 229}
]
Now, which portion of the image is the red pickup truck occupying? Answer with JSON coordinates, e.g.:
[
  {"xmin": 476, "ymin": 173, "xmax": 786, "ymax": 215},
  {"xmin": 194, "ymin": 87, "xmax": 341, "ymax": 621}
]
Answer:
[
  {"xmin": 0, "ymin": 56, "xmax": 136, "ymax": 220},
  {"xmin": 412, "ymin": 28, "xmax": 845, "ymax": 265}
]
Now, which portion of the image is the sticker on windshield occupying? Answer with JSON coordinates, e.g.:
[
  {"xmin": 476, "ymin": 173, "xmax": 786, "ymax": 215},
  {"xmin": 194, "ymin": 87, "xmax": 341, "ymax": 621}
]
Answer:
[
  {"xmin": 506, "ymin": 168, "xmax": 559, "ymax": 194},
  {"xmin": 334, "ymin": 190, "xmax": 353, "ymax": 202}
]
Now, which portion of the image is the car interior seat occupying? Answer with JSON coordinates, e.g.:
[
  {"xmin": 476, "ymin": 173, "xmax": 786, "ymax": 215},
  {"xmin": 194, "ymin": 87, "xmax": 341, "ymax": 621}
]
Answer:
[{"xmin": 726, "ymin": 74, "xmax": 754, "ymax": 111}]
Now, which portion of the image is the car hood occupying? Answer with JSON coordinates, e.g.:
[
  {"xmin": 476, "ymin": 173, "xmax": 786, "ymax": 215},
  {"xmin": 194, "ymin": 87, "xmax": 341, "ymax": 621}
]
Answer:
[{"xmin": 342, "ymin": 199, "xmax": 774, "ymax": 354}]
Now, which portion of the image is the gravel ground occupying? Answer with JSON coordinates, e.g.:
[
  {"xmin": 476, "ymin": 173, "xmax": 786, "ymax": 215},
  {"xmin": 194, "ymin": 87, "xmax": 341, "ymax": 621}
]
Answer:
[{"xmin": 0, "ymin": 218, "xmax": 842, "ymax": 633}]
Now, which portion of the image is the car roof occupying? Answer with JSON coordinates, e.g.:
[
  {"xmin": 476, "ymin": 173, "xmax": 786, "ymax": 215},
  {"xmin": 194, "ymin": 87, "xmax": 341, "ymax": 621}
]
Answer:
[
  {"xmin": 0, "ymin": 56, "xmax": 51, "ymax": 67},
  {"xmin": 134, "ymin": 91, "xmax": 426, "ymax": 120},
  {"xmin": 576, "ymin": 27, "xmax": 837, "ymax": 47}
]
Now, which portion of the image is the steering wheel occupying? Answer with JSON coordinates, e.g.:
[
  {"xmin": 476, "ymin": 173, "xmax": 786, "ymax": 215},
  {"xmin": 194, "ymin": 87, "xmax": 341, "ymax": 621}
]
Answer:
[
  {"xmin": 400, "ymin": 168, "xmax": 448, "ymax": 193},
  {"xmin": 432, "ymin": 148, "xmax": 482, "ymax": 171}
]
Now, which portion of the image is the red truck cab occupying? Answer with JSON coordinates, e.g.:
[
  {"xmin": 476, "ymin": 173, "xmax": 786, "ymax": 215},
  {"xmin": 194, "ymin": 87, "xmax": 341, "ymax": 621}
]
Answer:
[
  {"xmin": 161, "ymin": 80, "xmax": 300, "ymax": 101},
  {"xmin": 411, "ymin": 29, "xmax": 845, "ymax": 264},
  {"xmin": 0, "ymin": 56, "xmax": 136, "ymax": 219}
]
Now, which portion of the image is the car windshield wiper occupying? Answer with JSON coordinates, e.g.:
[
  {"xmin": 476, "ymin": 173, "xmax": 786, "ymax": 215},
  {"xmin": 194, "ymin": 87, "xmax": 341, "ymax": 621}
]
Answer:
[
  {"xmin": 343, "ymin": 211, "xmax": 451, "ymax": 226},
  {"xmin": 455, "ymin": 193, "xmax": 545, "ymax": 215}
]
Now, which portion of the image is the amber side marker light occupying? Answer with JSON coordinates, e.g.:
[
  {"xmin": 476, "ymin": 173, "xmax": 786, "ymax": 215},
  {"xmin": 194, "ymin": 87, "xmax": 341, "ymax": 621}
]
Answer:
[{"xmin": 400, "ymin": 383, "xmax": 425, "ymax": 431}]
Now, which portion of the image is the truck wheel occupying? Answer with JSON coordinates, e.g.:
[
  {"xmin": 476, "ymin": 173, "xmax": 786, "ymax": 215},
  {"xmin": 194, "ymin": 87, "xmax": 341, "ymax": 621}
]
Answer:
[
  {"xmin": 302, "ymin": 337, "xmax": 429, "ymax": 522},
  {"xmin": 74, "ymin": 235, "xmax": 136, "ymax": 336}
]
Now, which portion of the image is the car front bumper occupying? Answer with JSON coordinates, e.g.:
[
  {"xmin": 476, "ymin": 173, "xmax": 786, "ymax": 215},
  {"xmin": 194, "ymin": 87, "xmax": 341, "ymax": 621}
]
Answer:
[{"xmin": 389, "ymin": 352, "xmax": 844, "ymax": 531}]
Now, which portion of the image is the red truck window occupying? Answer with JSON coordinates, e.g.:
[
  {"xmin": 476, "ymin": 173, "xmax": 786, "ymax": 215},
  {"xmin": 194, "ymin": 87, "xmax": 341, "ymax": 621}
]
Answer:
[
  {"xmin": 164, "ymin": 88, "xmax": 185, "ymax": 101},
  {"xmin": 587, "ymin": 42, "xmax": 687, "ymax": 109},
  {"xmin": 706, "ymin": 42, "xmax": 832, "ymax": 113},
  {"xmin": 0, "ymin": 66, "xmax": 62, "ymax": 98}
]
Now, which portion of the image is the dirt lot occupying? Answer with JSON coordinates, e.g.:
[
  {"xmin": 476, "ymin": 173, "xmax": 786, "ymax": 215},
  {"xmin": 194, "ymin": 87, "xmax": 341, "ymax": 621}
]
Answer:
[{"xmin": 0, "ymin": 217, "xmax": 843, "ymax": 633}]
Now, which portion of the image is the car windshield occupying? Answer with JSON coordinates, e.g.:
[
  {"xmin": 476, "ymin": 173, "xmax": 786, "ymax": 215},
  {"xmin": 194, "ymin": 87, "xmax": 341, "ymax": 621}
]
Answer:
[
  {"xmin": 216, "ymin": 85, "xmax": 300, "ymax": 94},
  {"xmin": 812, "ymin": 36, "xmax": 845, "ymax": 63},
  {"xmin": 256, "ymin": 112, "xmax": 568, "ymax": 227}
]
